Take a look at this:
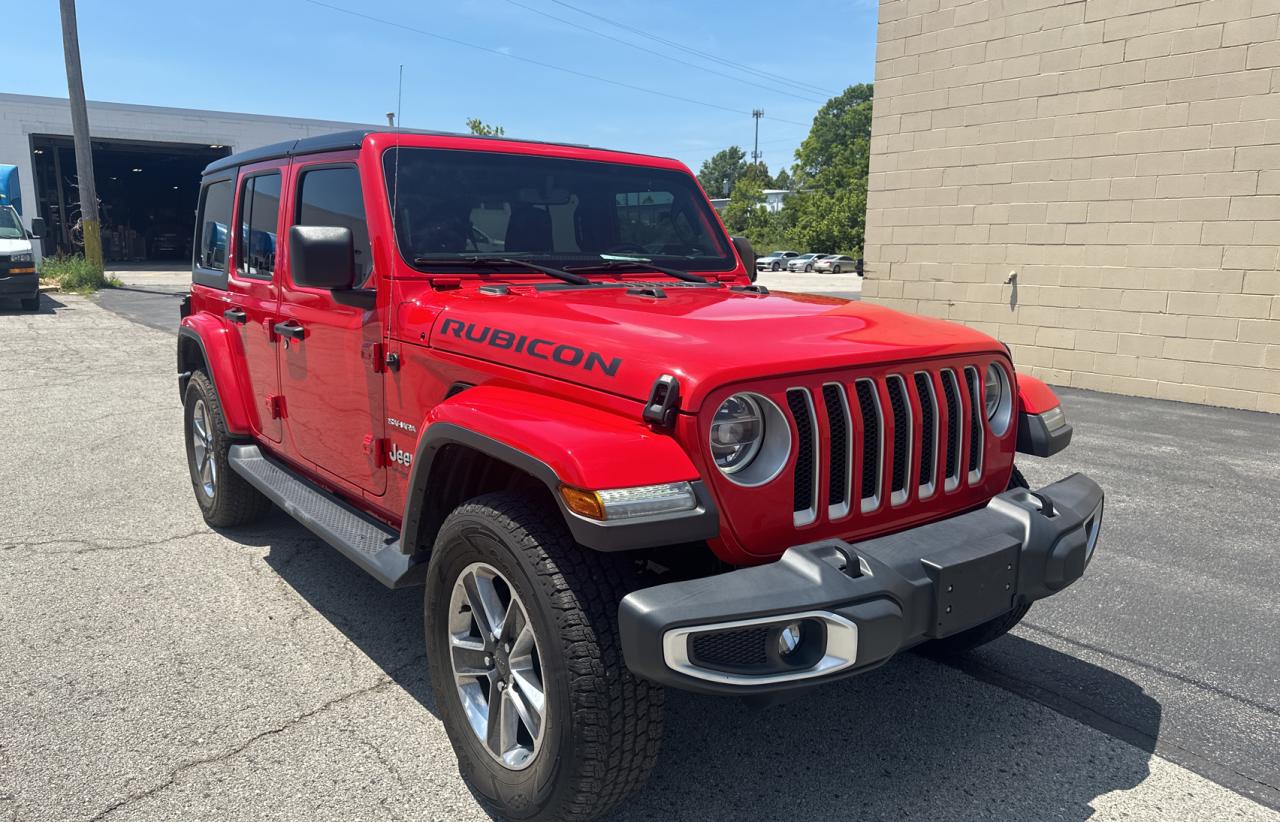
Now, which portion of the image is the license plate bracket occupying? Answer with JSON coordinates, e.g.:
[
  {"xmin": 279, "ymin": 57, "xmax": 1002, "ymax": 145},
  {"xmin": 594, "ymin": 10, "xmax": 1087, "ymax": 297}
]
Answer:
[{"xmin": 921, "ymin": 537, "xmax": 1020, "ymax": 638}]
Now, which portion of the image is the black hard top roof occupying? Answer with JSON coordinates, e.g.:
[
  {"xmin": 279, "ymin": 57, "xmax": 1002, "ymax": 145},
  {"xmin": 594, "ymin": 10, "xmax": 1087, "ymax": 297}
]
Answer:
[{"xmin": 201, "ymin": 128, "xmax": 598, "ymax": 176}]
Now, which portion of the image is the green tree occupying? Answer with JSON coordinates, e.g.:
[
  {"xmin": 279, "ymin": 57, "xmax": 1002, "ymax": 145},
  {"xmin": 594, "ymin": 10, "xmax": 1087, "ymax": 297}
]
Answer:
[
  {"xmin": 465, "ymin": 118, "xmax": 505, "ymax": 136},
  {"xmin": 697, "ymin": 146, "xmax": 748, "ymax": 197},
  {"xmin": 772, "ymin": 167, "xmax": 792, "ymax": 191},
  {"xmin": 721, "ymin": 176, "xmax": 769, "ymax": 237}
]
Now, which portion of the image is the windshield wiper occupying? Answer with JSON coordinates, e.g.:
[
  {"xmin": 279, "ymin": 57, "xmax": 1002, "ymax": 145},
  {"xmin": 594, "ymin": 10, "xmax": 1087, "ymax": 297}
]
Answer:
[
  {"xmin": 411, "ymin": 255, "xmax": 590, "ymax": 286},
  {"xmin": 565, "ymin": 259, "xmax": 711, "ymax": 284}
]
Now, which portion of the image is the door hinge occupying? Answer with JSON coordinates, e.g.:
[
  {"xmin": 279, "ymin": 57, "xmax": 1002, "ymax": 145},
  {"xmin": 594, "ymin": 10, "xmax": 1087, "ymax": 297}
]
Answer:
[
  {"xmin": 363, "ymin": 434, "xmax": 389, "ymax": 466},
  {"xmin": 266, "ymin": 394, "xmax": 286, "ymax": 419}
]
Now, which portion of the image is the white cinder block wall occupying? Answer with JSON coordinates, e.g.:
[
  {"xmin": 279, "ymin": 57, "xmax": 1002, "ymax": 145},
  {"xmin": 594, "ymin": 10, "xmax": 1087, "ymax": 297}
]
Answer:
[
  {"xmin": 863, "ymin": 0, "xmax": 1280, "ymax": 412},
  {"xmin": 0, "ymin": 93, "xmax": 373, "ymax": 263}
]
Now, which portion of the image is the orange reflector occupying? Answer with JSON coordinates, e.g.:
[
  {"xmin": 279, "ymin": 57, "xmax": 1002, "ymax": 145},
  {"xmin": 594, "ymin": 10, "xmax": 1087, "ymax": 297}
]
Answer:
[
  {"xmin": 9, "ymin": 267, "xmax": 34, "ymax": 274},
  {"xmin": 559, "ymin": 485, "xmax": 606, "ymax": 520}
]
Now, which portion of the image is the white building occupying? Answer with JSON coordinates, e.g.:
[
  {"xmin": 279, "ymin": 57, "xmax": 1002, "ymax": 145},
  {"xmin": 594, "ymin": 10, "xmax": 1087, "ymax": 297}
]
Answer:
[
  {"xmin": 0, "ymin": 93, "xmax": 374, "ymax": 263},
  {"xmin": 708, "ymin": 188, "xmax": 793, "ymax": 215}
]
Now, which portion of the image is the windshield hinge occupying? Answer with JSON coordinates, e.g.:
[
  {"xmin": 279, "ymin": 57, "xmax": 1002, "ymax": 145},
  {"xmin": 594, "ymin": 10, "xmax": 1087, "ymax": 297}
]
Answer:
[{"xmin": 643, "ymin": 374, "xmax": 681, "ymax": 428}]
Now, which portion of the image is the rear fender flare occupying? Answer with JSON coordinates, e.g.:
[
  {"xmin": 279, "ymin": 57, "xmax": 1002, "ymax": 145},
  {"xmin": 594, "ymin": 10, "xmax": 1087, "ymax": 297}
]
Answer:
[
  {"xmin": 177, "ymin": 318, "xmax": 254, "ymax": 435},
  {"xmin": 400, "ymin": 386, "xmax": 717, "ymax": 555}
]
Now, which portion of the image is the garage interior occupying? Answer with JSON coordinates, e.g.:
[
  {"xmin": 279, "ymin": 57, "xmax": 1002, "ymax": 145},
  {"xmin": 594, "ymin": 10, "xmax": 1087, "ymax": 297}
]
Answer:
[{"xmin": 30, "ymin": 135, "xmax": 229, "ymax": 262}]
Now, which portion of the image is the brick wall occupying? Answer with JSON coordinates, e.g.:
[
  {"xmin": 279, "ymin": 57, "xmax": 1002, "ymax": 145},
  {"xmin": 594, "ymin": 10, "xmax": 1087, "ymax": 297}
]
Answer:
[{"xmin": 863, "ymin": 0, "xmax": 1280, "ymax": 412}]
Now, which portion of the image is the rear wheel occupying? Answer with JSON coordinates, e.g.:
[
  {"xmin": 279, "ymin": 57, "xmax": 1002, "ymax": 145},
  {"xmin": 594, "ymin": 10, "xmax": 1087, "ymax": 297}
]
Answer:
[
  {"xmin": 921, "ymin": 466, "xmax": 1031, "ymax": 656},
  {"xmin": 183, "ymin": 371, "xmax": 271, "ymax": 528},
  {"xmin": 425, "ymin": 492, "xmax": 664, "ymax": 821},
  {"xmin": 832, "ymin": 264, "xmax": 842, "ymax": 274}
]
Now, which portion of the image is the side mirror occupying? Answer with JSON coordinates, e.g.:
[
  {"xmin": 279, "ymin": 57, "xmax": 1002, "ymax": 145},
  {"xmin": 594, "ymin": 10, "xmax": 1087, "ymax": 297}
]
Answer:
[
  {"xmin": 29, "ymin": 217, "xmax": 45, "ymax": 239},
  {"xmin": 289, "ymin": 225, "xmax": 355, "ymax": 290},
  {"xmin": 731, "ymin": 235, "xmax": 755, "ymax": 282}
]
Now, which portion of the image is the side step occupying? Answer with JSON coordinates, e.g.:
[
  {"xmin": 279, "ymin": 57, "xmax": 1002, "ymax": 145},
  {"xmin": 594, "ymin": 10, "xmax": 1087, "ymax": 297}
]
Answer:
[{"xmin": 228, "ymin": 444, "xmax": 427, "ymax": 589}]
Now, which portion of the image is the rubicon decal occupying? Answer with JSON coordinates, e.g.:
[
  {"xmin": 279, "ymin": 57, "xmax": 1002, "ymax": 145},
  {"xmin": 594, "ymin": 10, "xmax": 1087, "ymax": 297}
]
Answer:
[{"xmin": 438, "ymin": 319, "xmax": 622, "ymax": 377}]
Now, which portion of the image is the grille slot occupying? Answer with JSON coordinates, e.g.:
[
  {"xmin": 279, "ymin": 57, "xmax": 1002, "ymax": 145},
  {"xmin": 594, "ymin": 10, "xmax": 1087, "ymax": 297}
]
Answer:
[
  {"xmin": 854, "ymin": 379, "xmax": 883, "ymax": 512},
  {"xmin": 886, "ymin": 375, "xmax": 912, "ymax": 505},
  {"xmin": 822, "ymin": 383, "xmax": 852, "ymax": 519},
  {"xmin": 691, "ymin": 628, "xmax": 769, "ymax": 668},
  {"xmin": 965, "ymin": 366, "xmax": 985, "ymax": 480},
  {"xmin": 941, "ymin": 369, "xmax": 963, "ymax": 491},
  {"xmin": 914, "ymin": 372, "xmax": 938, "ymax": 498},
  {"xmin": 786, "ymin": 388, "xmax": 819, "ymax": 526}
]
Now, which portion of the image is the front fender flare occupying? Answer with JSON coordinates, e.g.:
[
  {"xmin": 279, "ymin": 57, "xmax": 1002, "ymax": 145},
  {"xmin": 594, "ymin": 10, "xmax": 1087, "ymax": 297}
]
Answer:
[
  {"xmin": 1015, "ymin": 374, "xmax": 1072, "ymax": 457},
  {"xmin": 401, "ymin": 386, "xmax": 718, "ymax": 555},
  {"xmin": 178, "ymin": 317, "xmax": 254, "ymax": 435}
]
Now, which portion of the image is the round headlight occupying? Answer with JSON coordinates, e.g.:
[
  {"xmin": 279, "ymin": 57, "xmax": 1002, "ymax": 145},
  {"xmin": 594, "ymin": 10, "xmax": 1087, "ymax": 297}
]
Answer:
[
  {"xmin": 710, "ymin": 394, "xmax": 764, "ymax": 473},
  {"xmin": 984, "ymin": 363, "xmax": 1013, "ymax": 436},
  {"xmin": 709, "ymin": 393, "xmax": 791, "ymax": 486}
]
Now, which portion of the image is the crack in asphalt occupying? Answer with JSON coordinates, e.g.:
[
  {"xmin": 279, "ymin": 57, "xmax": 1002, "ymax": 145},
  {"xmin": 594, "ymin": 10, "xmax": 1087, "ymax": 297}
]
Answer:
[
  {"xmin": 80, "ymin": 654, "xmax": 429, "ymax": 822},
  {"xmin": 0, "ymin": 530, "xmax": 209, "ymax": 557}
]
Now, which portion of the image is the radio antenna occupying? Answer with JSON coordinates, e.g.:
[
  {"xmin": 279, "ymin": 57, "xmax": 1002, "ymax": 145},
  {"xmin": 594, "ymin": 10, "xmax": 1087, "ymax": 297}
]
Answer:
[{"xmin": 391, "ymin": 64, "xmax": 403, "ymax": 246}]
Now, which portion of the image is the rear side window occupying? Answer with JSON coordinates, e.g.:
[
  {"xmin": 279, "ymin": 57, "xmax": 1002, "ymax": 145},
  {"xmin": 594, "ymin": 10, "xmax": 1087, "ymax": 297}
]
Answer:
[
  {"xmin": 238, "ymin": 172, "xmax": 282, "ymax": 279},
  {"xmin": 296, "ymin": 166, "xmax": 373, "ymax": 286},
  {"xmin": 195, "ymin": 180, "xmax": 232, "ymax": 272}
]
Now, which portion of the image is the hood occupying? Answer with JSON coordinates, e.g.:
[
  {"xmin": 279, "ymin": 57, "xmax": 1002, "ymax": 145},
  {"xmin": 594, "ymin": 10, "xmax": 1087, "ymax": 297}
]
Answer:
[
  {"xmin": 0, "ymin": 238, "xmax": 33, "ymax": 255},
  {"xmin": 409, "ymin": 283, "xmax": 1003, "ymax": 409}
]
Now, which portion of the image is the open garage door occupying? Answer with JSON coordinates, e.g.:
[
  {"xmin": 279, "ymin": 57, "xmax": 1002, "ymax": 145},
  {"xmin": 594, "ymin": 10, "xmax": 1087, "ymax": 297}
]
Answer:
[{"xmin": 30, "ymin": 135, "xmax": 230, "ymax": 263}]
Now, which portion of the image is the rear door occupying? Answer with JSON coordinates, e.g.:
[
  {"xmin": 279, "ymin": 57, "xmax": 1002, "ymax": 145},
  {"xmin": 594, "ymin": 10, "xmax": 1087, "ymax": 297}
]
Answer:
[
  {"xmin": 226, "ymin": 162, "xmax": 285, "ymax": 442},
  {"xmin": 275, "ymin": 155, "xmax": 386, "ymax": 494}
]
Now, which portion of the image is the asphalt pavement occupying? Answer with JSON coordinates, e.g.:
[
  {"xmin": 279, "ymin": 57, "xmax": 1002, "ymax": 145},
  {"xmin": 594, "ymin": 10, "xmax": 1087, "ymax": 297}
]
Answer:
[{"xmin": 1, "ymin": 287, "xmax": 1276, "ymax": 822}]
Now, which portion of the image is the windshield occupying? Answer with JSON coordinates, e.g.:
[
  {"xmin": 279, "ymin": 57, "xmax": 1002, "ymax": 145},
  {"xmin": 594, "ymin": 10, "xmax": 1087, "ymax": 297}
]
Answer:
[
  {"xmin": 383, "ymin": 148, "xmax": 734, "ymax": 272},
  {"xmin": 0, "ymin": 207, "xmax": 23, "ymax": 240}
]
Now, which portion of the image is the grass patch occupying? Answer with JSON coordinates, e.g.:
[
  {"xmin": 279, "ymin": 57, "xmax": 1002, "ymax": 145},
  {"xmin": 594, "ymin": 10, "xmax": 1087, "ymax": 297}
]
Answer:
[{"xmin": 38, "ymin": 254, "xmax": 121, "ymax": 294}]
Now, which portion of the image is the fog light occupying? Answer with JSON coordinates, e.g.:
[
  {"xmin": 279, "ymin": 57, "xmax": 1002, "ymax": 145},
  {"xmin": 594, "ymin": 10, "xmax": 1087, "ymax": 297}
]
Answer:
[{"xmin": 777, "ymin": 622, "xmax": 803, "ymax": 656}]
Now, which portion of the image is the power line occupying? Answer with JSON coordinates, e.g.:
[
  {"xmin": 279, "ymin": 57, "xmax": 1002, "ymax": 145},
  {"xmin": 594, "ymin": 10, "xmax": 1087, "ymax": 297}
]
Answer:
[
  {"xmin": 301, "ymin": 0, "xmax": 813, "ymax": 128},
  {"xmin": 545, "ymin": 0, "xmax": 840, "ymax": 98},
  {"xmin": 502, "ymin": 0, "xmax": 827, "ymax": 105}
]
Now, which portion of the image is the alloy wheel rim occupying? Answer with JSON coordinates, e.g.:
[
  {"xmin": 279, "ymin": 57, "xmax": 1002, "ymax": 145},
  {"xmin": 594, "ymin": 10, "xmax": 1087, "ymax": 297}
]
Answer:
[
  {"xmin": 447, "ymin": 560, "xmax": 546, "ymax": 770},
  {"xmin": 191, "ymin": 399, "xmax": 216, "ymax": 499}
]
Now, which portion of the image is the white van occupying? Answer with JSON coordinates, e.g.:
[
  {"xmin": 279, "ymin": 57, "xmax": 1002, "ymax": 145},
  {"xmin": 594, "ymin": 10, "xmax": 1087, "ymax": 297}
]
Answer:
[{"xmin": 0, "ymin": 205, "xmax": 42, "ymax": 311}]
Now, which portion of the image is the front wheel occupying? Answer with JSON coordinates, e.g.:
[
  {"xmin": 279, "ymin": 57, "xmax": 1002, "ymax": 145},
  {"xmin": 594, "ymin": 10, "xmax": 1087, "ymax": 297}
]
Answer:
[
  {"xmin": 21, "ymin": 295, "xmax": 39, "ymax": 311},
  {"xmin": 425, "ymin": 492, "xmax": 664, "ymax": 821},
  {"xmin": 804, "ymin": 264, "xmax": 813, "ymax": 272},
  {"xmin": 771, "ymin": 261, "xmax": 780, "ymax": 271}
]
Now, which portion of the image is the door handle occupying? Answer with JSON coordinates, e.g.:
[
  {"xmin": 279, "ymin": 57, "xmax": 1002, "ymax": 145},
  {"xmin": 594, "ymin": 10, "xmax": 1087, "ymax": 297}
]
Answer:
[
  {"xmin": 223, "ymin": 307, "xmax": 247, "ymax": 324},
  {"xmin": 273, "ymin": 320, "xmax": 305, "ymax": 341}
]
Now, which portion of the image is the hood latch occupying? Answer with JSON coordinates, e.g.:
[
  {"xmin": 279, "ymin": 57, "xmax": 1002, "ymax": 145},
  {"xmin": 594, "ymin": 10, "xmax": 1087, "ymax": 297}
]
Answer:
[{"xmin": 643, "ymin": 374, "xmax": 681, "ymax": 428}]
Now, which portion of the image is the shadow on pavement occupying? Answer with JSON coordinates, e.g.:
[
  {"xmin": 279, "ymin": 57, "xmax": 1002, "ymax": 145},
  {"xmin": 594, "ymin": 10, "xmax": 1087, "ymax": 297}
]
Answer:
[
  {"xmin": 0, "ymin": 292, "xmax": 68, "ymax": 316},
  {"xmin": 225, "ymin": 512, "xmax": 1160, "ymax": 822}
]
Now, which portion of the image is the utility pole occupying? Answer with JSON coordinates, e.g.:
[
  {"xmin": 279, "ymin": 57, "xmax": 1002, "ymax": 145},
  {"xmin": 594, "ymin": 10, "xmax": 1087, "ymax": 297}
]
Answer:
[
  {"xmin": 59, "ymin": 0, "xmax": 102, "ymax": 270},
  {"xmin": 751, "ymin": 108, "xmax": 764, "ymax": 165}
]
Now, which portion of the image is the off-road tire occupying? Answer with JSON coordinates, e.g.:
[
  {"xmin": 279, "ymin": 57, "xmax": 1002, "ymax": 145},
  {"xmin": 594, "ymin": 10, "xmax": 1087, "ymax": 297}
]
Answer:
[
  {"xmin": 425, "ymin": 492, "xmax": 664, "ymax": 822},
  {"xmin": 183, "ymin": 371, "xmax": 271, "ymax": 528},
  {"xmin": 20, "ymin": 295, "xmax": 39, "ymax": 311},
  {"xmin": 921, "ymin": 465, "xmax": 1032, "ymax": 656}
]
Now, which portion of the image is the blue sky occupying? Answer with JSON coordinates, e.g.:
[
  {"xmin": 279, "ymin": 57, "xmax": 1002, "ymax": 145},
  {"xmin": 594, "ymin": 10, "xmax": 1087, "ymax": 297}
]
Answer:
[{"xmin": 10, "ymin": 0, "xmax": 877, "ymax": 174}]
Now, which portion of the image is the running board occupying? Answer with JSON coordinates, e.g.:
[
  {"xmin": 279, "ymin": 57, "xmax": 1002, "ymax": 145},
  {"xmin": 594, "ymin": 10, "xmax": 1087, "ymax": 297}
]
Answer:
[{"xmin": 228, "ymin": 444, "xmax": 426, "ymax": 588}]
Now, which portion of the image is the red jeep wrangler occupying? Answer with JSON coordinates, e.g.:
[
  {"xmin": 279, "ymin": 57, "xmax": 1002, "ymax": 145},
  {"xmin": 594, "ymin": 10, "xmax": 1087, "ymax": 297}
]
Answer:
[{"xmin": 178, "ymin": 129, "xmax": 1102, "ymax": 821}]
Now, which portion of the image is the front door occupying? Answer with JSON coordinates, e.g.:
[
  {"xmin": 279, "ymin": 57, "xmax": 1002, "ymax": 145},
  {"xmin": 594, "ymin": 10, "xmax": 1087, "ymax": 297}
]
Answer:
[
  {"xmin": 275, "ymin": 157, "xmax": 386, "ymax": 494},
  {"xmin": 227, "ymin": 163, "xmax": 285, "ymax": 442}
]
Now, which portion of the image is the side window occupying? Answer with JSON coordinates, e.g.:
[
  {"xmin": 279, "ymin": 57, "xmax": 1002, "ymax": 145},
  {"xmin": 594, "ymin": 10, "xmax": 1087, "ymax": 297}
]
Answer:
[
  {"xmin": 296, "ymin": 166, "xmax": 373, "ymax": 286},
  {"xmin": 237, "ymin": 172, "xmax": 281, "ymax": 279},
  {"xmin": 195, "ymin": 180, "xmax": 232, "ymax": 271}
]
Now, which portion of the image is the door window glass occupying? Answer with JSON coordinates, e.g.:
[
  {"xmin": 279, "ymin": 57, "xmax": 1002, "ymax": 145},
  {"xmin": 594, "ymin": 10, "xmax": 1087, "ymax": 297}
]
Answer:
[
  {"xmin": 296, "ymin": 166, "xmax": 373, "ymax": 286},
  {"xmin": 195, "ymin": 180, "xmax": 232, "ymax": 271},
  {"xmin": 238, "ymin": 172, "xmax": 281, "ymax": 279}
]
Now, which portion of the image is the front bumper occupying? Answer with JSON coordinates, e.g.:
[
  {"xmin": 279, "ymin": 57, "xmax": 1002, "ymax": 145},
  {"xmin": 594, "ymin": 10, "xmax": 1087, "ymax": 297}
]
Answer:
[
  {"xmin": 619, "ymin": 473, "xmax": 1103, "ymax": 695},
  {"xmin": 0, "ymin": 272, "xmax": 38, "ymax": 298}
]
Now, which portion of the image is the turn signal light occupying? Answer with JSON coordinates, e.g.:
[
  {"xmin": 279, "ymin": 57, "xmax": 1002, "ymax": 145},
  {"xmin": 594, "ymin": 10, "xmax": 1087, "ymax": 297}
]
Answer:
[
  {"xmin": 560, "ymin": 482, "xmax": 697, "ymax": 521},
  {"xmin": 560, "ymin": 486, "xmax": 607, "ymax": 520}
]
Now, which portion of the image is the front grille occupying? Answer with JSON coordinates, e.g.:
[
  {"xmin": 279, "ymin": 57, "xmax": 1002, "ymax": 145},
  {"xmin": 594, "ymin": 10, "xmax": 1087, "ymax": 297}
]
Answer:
[
  {"xmin": 854, "ymin": 379, "xmax": 882, "ymax": 510},
  {"xmin": 781, "ymin": 362, "xmax": 991, "ymax": 526},
  {"xmin": 786, "ymin": 389, "xmax": 818, "ymax": 525},
  {"xmin": 691, "ymin": 627, "xmax": 769, "ymax": 668}
]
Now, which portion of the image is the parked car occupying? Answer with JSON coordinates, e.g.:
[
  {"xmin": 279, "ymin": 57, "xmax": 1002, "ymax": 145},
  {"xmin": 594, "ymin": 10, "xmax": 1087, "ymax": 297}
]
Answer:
[
  {"xmin": 178, "ymin": 128, "xmax": 1100, "ymax": 822},
  {"xmin": 814, "ymin": 253, "xmax": 858, "ymax": 274},
  {"xmin": 755, "ymin": 249, "xmax": 799, "ymax": 271},
  {"xmin": 786, "ymin": 252, "xmax": 831, "ymax": 272},
  {"xmin": 0, "ymin": 204, "xmax": 43, "ymax": 311}
]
